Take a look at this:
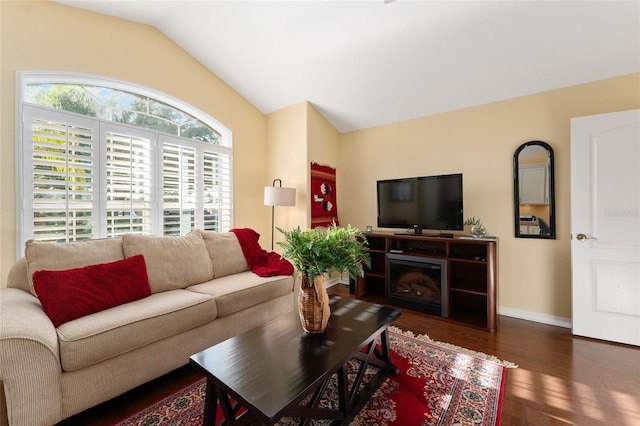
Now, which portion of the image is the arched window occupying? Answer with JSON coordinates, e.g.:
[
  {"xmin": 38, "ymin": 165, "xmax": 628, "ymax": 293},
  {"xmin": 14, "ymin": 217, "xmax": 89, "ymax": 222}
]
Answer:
[{"xmin": 16, "ymin": 72, "xmax": 233, "ymax": 253}]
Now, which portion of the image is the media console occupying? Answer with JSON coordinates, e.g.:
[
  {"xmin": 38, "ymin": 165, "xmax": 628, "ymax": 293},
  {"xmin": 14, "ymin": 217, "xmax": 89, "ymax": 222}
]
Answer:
[{"xmin": 356, "ymin": 232, "xmax": 497, "ymax": 332}]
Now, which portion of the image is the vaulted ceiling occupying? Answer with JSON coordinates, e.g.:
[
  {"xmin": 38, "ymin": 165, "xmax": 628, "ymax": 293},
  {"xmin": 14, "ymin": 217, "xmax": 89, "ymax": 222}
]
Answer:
[{"xmin": 56, "ymin": 1, "xmax": 640, "ymax": 133}]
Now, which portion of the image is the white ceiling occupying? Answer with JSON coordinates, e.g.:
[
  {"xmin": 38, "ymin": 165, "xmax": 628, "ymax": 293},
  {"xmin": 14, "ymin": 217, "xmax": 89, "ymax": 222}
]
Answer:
[{"xmin": 55, "ymin": 0, "xmax": 640, "ymax": 133}]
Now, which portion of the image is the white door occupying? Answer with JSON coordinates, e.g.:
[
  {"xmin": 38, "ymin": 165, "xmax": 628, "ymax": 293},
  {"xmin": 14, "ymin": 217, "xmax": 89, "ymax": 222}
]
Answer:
[{"xmin": 571, "ymin": 109, "xmax": 640, "ymax": 346}]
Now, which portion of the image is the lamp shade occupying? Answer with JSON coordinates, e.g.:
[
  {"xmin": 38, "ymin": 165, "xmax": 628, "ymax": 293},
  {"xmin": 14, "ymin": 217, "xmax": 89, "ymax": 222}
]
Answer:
[{"xmin": 264, "ymin": 186, "xmax": 296, "ymax": 206}]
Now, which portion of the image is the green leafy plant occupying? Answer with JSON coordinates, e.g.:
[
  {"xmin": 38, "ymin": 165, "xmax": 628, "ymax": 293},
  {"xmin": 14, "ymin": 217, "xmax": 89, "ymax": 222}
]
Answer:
[
  {"xmin": 463, "ymin": 216, "xmax": 483, "ymax": 227},
  {"xmin": 277, "ymin": 223, "xmax": 371, "ymax": 283}
]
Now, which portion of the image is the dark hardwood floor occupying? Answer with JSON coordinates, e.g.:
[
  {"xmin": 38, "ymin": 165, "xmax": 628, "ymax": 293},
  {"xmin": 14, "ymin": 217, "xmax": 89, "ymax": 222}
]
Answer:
[{"xmin": 58, "ymin": 284, "xmax": 640, "ymax": 426}]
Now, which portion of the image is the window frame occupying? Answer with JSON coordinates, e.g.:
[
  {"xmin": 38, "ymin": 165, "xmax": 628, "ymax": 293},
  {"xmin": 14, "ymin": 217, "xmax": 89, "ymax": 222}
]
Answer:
[{"xmin": 15, "ymin": 71, "xmax": 233, "ymax": 257}]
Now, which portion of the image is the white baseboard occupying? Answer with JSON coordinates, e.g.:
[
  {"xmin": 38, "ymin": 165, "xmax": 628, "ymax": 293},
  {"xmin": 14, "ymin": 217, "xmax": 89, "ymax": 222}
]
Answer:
[
  {"xmin": 498, "ymin": 306, "xmax": 572, "ymax": 329},
  {"xmin": 325, "ymin": 278, "xmax": 349, "ymax": 288}
]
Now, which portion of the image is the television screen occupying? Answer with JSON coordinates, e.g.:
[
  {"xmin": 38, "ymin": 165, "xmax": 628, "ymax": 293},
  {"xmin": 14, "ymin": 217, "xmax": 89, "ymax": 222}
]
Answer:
[{"xmin": 377, "ymin": 173, "xmax": 463, "ymax": 232}]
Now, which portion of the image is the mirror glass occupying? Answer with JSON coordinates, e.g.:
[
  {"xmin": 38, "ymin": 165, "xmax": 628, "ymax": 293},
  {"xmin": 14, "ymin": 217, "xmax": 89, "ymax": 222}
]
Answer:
[{"xmin": 514, "ymin": 141, "xmax": 556, "ymax": 239}]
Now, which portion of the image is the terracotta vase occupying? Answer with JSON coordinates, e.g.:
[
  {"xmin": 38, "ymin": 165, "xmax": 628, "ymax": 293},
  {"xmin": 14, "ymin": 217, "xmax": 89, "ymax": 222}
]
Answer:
[{"xmin": 298, "ymin": 274, "xmax": 331, "ymax": 333}]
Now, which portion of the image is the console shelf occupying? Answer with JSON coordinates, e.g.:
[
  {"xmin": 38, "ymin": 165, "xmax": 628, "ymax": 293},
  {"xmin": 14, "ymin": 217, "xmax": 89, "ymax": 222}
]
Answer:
[{"xmin": 356, "ymin": 232, "xmax": 497, "ymax": 332}]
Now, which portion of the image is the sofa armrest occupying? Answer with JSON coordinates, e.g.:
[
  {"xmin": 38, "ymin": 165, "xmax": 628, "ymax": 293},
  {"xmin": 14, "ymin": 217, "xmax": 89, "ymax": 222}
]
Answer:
[{"xmin": 0, "ymin": 288, "xmax": 64, "ymax": 426}]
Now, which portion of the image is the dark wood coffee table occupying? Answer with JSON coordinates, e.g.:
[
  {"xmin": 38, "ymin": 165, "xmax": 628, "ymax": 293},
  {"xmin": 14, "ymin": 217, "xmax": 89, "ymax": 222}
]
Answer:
[{"xmin": 189, "ymin": 295, "xmax": 401, "ymax": 425}]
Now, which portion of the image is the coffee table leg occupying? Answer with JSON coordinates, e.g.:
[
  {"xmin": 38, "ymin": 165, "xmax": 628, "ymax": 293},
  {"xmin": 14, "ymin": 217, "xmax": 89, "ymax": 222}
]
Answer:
[
  {"xmin": 337, "ymin": 366, "xmax": 350, "ymax": 416},
  {"xmin": 202, "ymin": 379, "xmax": 217, "ymax": 426},
  {"xmin": 380, "ymin": 329, "xmax": 400, "ymax": 376}
]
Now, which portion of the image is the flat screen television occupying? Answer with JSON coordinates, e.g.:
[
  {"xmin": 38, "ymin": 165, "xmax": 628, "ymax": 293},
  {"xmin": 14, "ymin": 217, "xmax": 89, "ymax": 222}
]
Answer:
[{"xmin": 377, "ymin": 173, "xmax": 463, "ymax": 234}]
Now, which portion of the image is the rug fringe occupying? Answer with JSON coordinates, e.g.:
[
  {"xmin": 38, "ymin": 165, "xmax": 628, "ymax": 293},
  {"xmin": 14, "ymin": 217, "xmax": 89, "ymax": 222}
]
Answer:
[{"xmin": 389, "ymin": 325, "xmax": 519, "ymax": 368}]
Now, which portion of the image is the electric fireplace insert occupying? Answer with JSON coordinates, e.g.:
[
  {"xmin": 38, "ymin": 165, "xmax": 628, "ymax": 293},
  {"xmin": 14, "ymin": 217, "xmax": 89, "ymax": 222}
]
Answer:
[{"xmin": 386, "ymin": 253, "xmax": 447, "ymax": 317}]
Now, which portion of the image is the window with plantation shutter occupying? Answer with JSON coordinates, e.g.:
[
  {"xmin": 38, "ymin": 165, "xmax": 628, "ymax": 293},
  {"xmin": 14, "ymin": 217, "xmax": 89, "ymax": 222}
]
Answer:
[
  {"xmin": 18, "ymin": 73, "xmax": 233, "ymax": 255},
  {"xmin": 24, "ymin": 107, "xmax": 98, "ymax": 243},
  {"xmin": 203, "ymin": 149, "xmax": 232, "ymax": 231},
  {"xmin": 105, "ymin": 126, "xmax": 153, "ymax": 237},
  {"xmin": 162, "ymin": 143, "xmax": 197, "ymax": 235},
  {"xmin": 161, "ymin": 136, "xmax": 233, "ymax": 235}
]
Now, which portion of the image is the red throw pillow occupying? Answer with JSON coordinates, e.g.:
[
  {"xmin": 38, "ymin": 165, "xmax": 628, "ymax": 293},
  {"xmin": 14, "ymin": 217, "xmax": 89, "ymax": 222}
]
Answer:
[{"xmin": 33, "ymin": 255, "xmax": 151, "ymax": 328}]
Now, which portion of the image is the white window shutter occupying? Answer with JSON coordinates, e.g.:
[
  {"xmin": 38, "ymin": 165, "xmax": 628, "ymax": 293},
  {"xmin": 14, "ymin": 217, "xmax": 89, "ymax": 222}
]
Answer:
[
  {"xmin": 20, "ymin": 101, "xmax": 233, "ymax": 252},
  {"xmin": 203, "ymin": 149, "xmax": 232, "ymax": 232},
  {"xmin": 162, "ymin": 142, "xmax": 197, "ymax": 236},
  {"xmin": 24, "ymin": 106, "xmax": 98, "ymax": 243},
  {"xmin": 104, "ymin": 125, "xmax": 153, "ymax": 237}
]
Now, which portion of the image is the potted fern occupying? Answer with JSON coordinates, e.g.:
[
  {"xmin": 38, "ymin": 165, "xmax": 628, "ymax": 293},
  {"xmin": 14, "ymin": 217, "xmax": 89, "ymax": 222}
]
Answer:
[{"xmin": 277, "ymin": 223, "xmax": 370, "ymax": 333}]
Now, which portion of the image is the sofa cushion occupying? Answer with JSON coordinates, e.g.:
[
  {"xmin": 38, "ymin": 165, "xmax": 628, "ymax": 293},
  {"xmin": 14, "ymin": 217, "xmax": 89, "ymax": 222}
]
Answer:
[
  {"xmin": 56, "ymin": 289, "xmax": 217, "ymax": 372},
  {"xmin": 25, "ymin": 238, "xmax": 124, "ymax": 296},
  {"xmin": 122, "ymin": 231, "xmax": 213, "ymax": 293},
  {"xmin": 187, "ymin": 271, "xmax": 294, "ymax": 317},
  {"xmin": 33, "ymin": 255, "xmax": 151, "ymax": 328},
  {"xmin": 200, "ymin": 230, "xmax": 249, "ymax": 278}
]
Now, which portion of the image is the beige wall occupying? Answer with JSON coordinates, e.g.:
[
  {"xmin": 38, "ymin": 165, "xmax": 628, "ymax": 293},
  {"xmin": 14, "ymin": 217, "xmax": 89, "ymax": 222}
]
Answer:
[
  {"xmin": 264, "ymin": 102, "xmax": 340, "ymax": 250},
  {"xmin": 338, "ymin": 73, "xmax": 640, "ymax": 320},
  {"xmin": 0, "ymin": 1, "xmax": 269, "ymax": 285},
  {"xmin": 265, "ymin": 102, "xmax": 308, "ymax": 249},
  {"xmin": 307, "ymin": 102, "xmax": 340, "ymax": 172}
]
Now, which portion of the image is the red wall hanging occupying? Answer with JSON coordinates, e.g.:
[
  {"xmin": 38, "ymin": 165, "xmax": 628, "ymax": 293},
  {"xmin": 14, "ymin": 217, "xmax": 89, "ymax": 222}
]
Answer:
[{"xmin": 310, "ymin": 162, "xmax": 339, "ymax": 228}]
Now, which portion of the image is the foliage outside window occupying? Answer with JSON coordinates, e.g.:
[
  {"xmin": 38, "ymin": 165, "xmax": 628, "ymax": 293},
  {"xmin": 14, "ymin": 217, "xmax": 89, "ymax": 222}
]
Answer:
[{"xmin": 26, "ymin": 83, "xmax": 222, "ymax": 144}]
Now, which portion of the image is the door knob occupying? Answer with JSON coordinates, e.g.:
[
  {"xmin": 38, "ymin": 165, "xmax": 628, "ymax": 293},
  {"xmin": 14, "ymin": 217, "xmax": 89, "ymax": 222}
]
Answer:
[{"xmin": 576, "ymin": 233, "xmax": 597, "ymax": 241}]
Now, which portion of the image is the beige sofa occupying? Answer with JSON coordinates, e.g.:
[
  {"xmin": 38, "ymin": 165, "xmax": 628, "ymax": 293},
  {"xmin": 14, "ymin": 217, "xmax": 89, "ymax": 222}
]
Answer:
[{"xmin": 0, "ymin": 230, "xmax": 296, "ymax": 426}]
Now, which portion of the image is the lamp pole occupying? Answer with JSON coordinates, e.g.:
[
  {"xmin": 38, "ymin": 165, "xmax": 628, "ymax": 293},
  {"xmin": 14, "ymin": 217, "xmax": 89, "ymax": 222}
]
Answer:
[{"xmin": 270, "ymin": 179, "xmax": 281, "ymax": 251}]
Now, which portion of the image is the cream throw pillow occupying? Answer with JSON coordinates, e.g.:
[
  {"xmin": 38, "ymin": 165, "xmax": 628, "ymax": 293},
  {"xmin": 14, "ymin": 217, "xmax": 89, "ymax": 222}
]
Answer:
[
  {"xmin": 25, "ymin": 238, "xmax": 125, "ymax": 296},
  {"xmin": 122, "ymin": 231, "xmax": 213, "ymax": 293},
  {"xmin": 199, "ymin": 230, "xmax": 249, "ymax": 278}
]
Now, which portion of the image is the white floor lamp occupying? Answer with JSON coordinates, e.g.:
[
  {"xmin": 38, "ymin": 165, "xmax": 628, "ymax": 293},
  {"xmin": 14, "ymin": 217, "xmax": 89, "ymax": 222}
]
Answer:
[{"xmin": 264, "ymin": 179, "xmax": 296, "ymax": 250}]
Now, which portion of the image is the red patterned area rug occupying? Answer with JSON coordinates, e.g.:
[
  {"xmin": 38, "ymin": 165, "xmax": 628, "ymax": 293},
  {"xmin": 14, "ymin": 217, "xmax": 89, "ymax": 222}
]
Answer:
[{"xmin": 114, "ymin": 327, "xmax": 516, "ymax": 426}]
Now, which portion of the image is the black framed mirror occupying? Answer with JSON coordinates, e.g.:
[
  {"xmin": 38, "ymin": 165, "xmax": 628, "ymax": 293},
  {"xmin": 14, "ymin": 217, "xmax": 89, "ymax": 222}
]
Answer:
[{"xmin": 514, "ymin": 141, "xmax": 556, "ymax": 239}]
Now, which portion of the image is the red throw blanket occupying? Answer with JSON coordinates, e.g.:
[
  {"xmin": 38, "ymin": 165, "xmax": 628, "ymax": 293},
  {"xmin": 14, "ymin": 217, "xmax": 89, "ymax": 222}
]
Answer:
[{"xmin": 230, "ymin": 228, "xmax": 294, "ymax": 277}]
